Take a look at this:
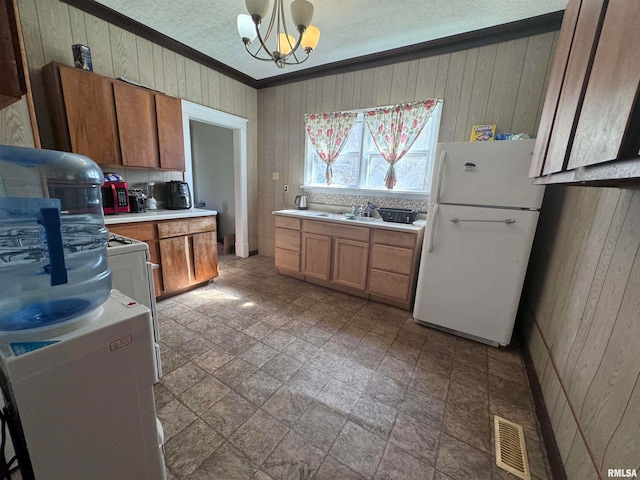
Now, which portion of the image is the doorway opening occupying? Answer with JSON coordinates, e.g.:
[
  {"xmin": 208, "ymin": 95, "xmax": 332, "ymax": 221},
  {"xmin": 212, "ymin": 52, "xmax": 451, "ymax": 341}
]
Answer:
[{"xmin": 181, "ymin": 101, "xmax": 249, "ymax": 258}]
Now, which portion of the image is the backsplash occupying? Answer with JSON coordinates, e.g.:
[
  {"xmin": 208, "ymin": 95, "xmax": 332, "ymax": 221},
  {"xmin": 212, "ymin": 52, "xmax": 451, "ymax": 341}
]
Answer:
[
  {"xmin": 113, "ymin": 168, "xmax": 184, "ymax": 207},
  {"xmin": 305, "ymin": 192, "xmax": 429, "ymax": 212}
]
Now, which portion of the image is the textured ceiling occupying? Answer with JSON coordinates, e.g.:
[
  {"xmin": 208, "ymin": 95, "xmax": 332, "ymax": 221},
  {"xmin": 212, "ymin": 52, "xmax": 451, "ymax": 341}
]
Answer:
[{"xmin": 95, "ymin": 0, "xmax": 567, "ymax": 81}]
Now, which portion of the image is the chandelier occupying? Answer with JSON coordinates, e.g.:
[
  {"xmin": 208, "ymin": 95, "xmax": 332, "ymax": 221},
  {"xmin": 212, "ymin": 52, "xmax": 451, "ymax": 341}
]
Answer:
[{"xmin": 237, "ymin": 0, "xmax": 320, "ymax": 69}]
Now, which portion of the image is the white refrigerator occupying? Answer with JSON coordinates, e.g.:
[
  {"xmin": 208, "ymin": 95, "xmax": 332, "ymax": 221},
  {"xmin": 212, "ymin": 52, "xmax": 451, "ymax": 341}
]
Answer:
[{"xmin": 413, "ymin": 140, "xmax": 545, "ymax": 346}]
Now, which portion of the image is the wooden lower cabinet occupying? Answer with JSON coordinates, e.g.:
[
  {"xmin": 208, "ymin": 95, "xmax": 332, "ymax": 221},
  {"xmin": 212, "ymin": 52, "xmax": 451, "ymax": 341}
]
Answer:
[
  {"xmin": 108, "ymin": 215, "xmax": 218, "ymax": 298},
  {"xmin": 332, "ymin": 238, "xmax": 369, "ymax": 290},
  {"xmin": 193, "ymin": 231, "xmax": 218, "ymax": 282},
  {"xmin": 302, "ymin": 233, "xmax": 332, "ymax": 281},
  {"xmin": 277, "ymin": 215, "xmax": 424, "ymax": 310},
  {"xmin": 159, "ymin": 236, "xmax": 192, "ymax": 292},
  {"xmin": 274, "ymin": 217, "xmax": 302, "ymax": 274}
]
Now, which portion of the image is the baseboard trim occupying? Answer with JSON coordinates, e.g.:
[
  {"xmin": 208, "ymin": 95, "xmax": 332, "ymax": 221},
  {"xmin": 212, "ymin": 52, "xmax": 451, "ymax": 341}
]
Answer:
[{"xmin": 519, "ymin": 332, "xmax": 568, "ymax": 480}]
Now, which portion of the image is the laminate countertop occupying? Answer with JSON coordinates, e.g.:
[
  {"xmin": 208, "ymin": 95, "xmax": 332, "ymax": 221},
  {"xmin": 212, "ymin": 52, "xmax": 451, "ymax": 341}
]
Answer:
[
  {"xmin": 104, "ymin": 208, "xmax": 217, "ymax": 225},
  {"xmin": 273, "ymin": 209, "xmax": 426, "ymax": 232}
]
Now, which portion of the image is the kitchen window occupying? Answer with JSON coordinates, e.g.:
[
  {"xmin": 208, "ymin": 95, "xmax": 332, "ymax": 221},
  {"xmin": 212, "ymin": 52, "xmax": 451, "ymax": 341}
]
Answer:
[{"xmin": 304, "ymin": 102, "xmax": 442, "ymax": 194}]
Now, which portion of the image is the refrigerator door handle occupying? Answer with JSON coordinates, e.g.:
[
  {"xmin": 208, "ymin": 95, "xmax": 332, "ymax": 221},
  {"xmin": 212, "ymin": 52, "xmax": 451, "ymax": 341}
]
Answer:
[
  {"xmin": 426, "ymin": 202, "xmax": 439, "ymax": 252},
  {"xmin": 450, "ymin": 218, "xmax": 516, "ymax": 224},
  {"xmin": 432, "ymin": 150, "xmax": 447, "ymax": 204}
]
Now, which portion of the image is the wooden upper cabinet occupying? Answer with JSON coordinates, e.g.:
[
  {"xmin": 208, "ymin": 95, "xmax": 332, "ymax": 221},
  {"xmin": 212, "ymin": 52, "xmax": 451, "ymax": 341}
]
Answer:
[
  {"xmin": 113, "ymin": 81, "xmax": 159, "ymax": 168},
  {"xmin": 568, "ymin": 0, "xmax": 640, "ymax": 169},
  {"xmin": 0, "ymin": 0, "xmax": 26, "ymax": 109},
  {"xmin": 531, "ymin": 0, "xmax": 640, "ymax": 184},
  {"xmin": 155, "ymin": 93, "xmax": 185, "ymax": 171},
  {"xmin": 542, "ymin": 0, "xmax": 606, "ymax": 175},
  {"xmin": 58, "ymin": 65, "xmax": 120, "ymax": 165}
]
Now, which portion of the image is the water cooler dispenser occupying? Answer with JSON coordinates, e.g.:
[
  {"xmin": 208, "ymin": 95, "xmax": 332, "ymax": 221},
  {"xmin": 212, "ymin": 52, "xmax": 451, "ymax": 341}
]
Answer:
[{"xmin": 0, "ymin": 146, "xmax": 166, "ymax": 480}]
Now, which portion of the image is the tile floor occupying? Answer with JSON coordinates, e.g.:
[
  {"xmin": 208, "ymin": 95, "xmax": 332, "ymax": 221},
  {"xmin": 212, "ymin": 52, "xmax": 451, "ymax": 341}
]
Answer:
[{"xmin": 155, "ymin": 255, "xmax": 552, "ymax": 480}]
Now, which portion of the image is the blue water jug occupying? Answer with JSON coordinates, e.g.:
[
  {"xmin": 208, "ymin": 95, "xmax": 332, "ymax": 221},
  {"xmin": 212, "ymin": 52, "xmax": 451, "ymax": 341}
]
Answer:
[{"xmin": 0, "ymin": 145, "xmax": 112, "ymax": 331}]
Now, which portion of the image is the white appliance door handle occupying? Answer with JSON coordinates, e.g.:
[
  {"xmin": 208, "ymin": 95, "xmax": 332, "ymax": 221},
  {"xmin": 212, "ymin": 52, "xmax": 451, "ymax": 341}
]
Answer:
[
  {"xmin": 149, "ymin": 262, "xmax": 159, "ymax": 270},
  {"xmin": 432, "ymin": 150, "xmax": 446, "ymax": 204},
  {"xmin": 426, "ymin": 202, "xmax": 438, "ymax": 252}
]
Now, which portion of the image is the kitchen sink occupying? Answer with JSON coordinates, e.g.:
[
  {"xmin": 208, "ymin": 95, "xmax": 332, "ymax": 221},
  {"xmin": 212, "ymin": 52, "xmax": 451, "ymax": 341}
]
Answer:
[{"xmin": 342, "ymin": 216, "xmax": 382, "ymax": 223}]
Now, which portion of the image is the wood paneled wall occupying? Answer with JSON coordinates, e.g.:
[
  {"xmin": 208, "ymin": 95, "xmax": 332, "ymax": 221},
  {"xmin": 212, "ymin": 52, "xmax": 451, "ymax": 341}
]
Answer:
[
  {"xmin": 0, "ymin": 96, "xmax": 35, "ymax": 147},
  {"xmin": 11, "ymin": 0, "xmax": 259, "ymax": 250},
  {"xmin": 257, "ymin": 31, "xmax": 558, "ymax": 256},
  {"xmin": 523, "ymin": 185, "xmax": 640, "ymax": 479}
]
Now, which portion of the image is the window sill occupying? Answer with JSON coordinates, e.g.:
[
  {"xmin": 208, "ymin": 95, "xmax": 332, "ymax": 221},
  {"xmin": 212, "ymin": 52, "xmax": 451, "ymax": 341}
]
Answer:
[{"xmin": 301, "ymin": 185, "xmax": 430, "ymax": 200}]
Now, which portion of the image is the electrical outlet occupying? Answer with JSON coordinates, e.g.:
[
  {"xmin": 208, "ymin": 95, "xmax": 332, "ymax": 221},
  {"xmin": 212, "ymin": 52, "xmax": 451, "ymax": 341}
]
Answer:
[{"xmin": 284, "ymin": 185, "xmax": 289, "ymax": 192}]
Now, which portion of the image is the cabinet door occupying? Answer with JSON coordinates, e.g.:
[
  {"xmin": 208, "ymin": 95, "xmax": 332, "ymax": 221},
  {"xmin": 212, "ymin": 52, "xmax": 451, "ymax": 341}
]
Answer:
[
  {"xmin": 332, "ymin": 238, "xmax": 369, "ymax": 290},
  {"xmin": 193, "ymin": 231, "xmax": 218, "ymax": 282},
  {"xmin": 541, "ymin": 0, "xmax": 606, "ymax": 175},
  {"xmin": 530, "ymin": 0, "xmax": 582, "ymax": 177},
  {"xmin": 155, "ymin": 94, "xmax": 185, "ymax": 170},
  {"xmin": 0, "ymin": 0, "xmax": 26, "ymax": 109},
  {"xmin": 59, "ymin": 66, "xmax": 120, "ymax": 165},
  {"xmin": 159, "ymin": 236, "xmax": 192, "ymax": 292},
  {"xmin": 568, "ymin": 0, "xmax": 640, "ymax": 168},
  {"xmin": 113, "ymin": 82, "xmax": 159, "ymax": 168},
  {"xmin": 302, "ymin": 233, "xmax": 331, "ymax": 281}
]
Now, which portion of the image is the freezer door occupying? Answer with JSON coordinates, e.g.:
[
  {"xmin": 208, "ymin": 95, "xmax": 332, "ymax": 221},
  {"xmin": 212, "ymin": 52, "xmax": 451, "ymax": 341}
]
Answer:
[
  {"xmin": 431, "ymin": 140, "xmax": 544, "ymax": 209},
  {"xmin": 414, "ymin": 204, "xmax": 539, "ymax": 345}
]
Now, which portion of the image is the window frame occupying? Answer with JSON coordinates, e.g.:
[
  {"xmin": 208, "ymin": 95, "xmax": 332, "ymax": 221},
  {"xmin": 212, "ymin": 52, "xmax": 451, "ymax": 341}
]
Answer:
[{"xmin": 303, "ymin": 102, "xmax": 442, "ymax": 196}]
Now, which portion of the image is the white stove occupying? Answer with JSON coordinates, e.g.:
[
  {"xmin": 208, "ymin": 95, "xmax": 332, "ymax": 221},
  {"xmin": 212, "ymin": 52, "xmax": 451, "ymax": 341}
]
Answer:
[{"xmin": 106, "ymin": 234, "xmax": 162, "ymax": 381}]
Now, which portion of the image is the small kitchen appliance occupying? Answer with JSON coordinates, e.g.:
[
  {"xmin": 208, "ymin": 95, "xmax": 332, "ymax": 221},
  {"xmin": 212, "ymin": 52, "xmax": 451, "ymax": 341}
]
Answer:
[
  {"xmin": 128, "ymin": 191, "xmax": 146, "ymax": 213},
  {"xmin": 101, "ymin": 173, "xmax": 130, "ymax": 214},
  {"xmin": 294, "ymin": 194, "xmax": 308, "ymax": 210},
  {"xmin": 144, "ymin": 182, "xmax": 158, "ymax": 210},
  {"xmin": 165, "ymin": 181, "xmax": 192, "ymax": 210}
]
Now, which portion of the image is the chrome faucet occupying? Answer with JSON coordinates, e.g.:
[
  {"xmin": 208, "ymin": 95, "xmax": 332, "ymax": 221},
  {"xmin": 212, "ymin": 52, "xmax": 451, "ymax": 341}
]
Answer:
[{"xmin": 351, "ymin": 204, "xmax": 363, "ymax": 216}]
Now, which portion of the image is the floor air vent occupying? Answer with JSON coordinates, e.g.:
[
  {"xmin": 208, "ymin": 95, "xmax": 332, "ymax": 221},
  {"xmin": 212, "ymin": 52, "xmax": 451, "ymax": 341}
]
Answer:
[{"xmin": 494, "ymin": 415, "xmax": 531, "ymax": 480}]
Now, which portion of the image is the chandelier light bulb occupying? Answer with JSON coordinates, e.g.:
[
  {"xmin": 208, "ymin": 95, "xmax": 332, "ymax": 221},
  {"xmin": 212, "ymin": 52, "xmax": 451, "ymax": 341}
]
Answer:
[
  {"xmin": 237, "ymin": 14, "xmax": 256, "ymax": 43},
  {"xmin": 238, "ymin": 0, "xmax": 320, "ymax": 69},
  {"xmin": 301, "ymin": 25, "xmax": 320, "ymax": 52}
]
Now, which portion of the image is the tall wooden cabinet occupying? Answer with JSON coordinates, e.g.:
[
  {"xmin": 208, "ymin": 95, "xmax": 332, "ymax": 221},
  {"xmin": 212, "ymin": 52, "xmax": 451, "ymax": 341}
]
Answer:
[{"xmin": 530, "ymin": 0, "xmax": 640, "ymax": 184}]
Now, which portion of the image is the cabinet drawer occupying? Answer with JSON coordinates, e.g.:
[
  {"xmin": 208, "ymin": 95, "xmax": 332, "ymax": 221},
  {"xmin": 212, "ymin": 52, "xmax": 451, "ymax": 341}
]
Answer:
[
  {"xmin": 373, "ymin": 229, "xmax": 416, "ymax": 248},
  {"xmin": 303, "ymin": 220, "xmax": 369, "ymax": 242},
  {"xmin": 108, "ymin": 222, "xmax": 156, "ymax": 242},
  {"xmin": 275, "ymin": 216, "xmax": 301, "ymax": 230},
  {"xmin": 371, "ymin": 244, "xmax": 413, "ymax": 275},
  {"xmin": 275, "ymin": 227, "xmax": 300, "ymax": 251},
  {"xmin": 275, "ymin": 247, "xmax": 300, "ymax": 272},
  {"xmin": 157, "ymin": 216, "xmax": 216, "ymax": 238},
  {"xmin": 369, "ymin": 269, "xmax": 410, "ymax": 301}
]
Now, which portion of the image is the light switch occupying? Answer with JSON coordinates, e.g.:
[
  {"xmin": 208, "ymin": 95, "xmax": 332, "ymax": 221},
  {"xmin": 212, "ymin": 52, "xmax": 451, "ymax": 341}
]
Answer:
[{"xmin": 272, "ymin": 172, "xmax": 279, "ymax": 180}]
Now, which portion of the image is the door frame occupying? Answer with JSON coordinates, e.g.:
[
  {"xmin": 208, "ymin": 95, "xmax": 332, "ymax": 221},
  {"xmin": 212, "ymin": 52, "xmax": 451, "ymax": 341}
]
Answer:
[{"xmin": 181, "ymin": 100, "xmax": 249, "ymax": 258}]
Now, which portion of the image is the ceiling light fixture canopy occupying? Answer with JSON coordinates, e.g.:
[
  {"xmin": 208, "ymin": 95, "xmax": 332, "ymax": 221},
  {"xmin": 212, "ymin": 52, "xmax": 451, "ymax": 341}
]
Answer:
[{"xmin": 237, "ymin": 0, "xmax": 320, "ymax": 69}]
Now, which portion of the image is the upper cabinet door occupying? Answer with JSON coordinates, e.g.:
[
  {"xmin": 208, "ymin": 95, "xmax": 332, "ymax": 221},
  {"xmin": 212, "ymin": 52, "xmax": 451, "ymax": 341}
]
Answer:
[
  {"xmin": 113, "ymin": 82, "xmax": 159, "ymax": 168},
  {"xmin": 58, "ymin": 66, "xmax": 120, "ymax": 166},
  {"xmin": 155, "ymin": 94, "xmax": 185, "ymax": 171},
  {"xmin": 568, "ymin": 0, "xmax": 640, "ymax": 169},
  {"xmin": 542, "ymin": 0, "xmax": 607, "ymax": 175},
  {"xmin": 529, "ymin": 0, "xmax": 582, "ymax": 178},
  {"xmin": 530, "ymin": 0, "xmax": 640, "ymax": 185}
]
